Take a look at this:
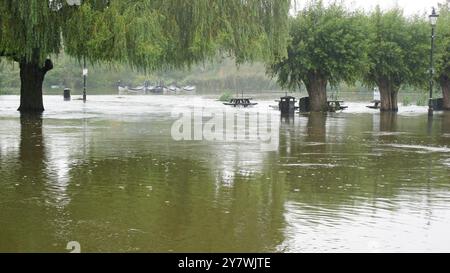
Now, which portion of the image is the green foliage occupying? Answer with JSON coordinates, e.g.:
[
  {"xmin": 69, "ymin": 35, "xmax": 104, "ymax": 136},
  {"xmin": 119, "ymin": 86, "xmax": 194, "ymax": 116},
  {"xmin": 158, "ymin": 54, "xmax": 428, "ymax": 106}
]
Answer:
[
  {"xmin": 1, "ymin": 0, "xmax": 290, "ymax": 69},
  {"xmin": 0, "ymin": 54, "xmax": 280, "ymax": 93},
  {"xmin": 436, "ymin": 3, "xmax": 450, "ymax": 84},
  {"xmin": 0, "ymin": 88, "xmax": 17, "ymax": 95},
  {"xmin": 268, "ymin": 0, "xmax": 368, "ymax": 91},
  {"xmin": 402, "ymin": 95, "xmax": 412, "ymax": 106},
  {"xmin": 219, "ymin": 92, "xmax": 233, "ymax": 102},
  {"xmin": 0, "ymin": 0, "xmax": 64, "ymax": 62},
  {"xmin": 177, "ymin": 58, "xmax": 280, "ymax": 91},
  {"xmin": 416, "ymin": 92, "xmax": 429, "ymax": 106},
  {"xmin": 362, "ymin": 7, "xmax": 429, "ymax": 90}
]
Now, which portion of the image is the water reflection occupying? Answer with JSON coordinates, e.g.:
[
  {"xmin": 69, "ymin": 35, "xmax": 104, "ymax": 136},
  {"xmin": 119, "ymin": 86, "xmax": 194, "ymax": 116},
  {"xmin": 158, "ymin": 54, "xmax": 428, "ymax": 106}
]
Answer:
[
  {"xmin": 60, "ymin": 150, "xmax": 286, "ymax": 252},
  {"xmin": 306, "ymin": 113, "xmax": 327, "ymax": 142},
  {"xmin": 428, "ymin": 114, "xmax": 434, "ymax": 136},
  {"xmin": 18, "ymin": 114, "xmax": 46, "ymax": 182},
  {"xmin": 379, "ymin": 112, "xmax": 397, "ymax": 132},
  {"xmin": 0, "ymin": 115, "xmax": 52, "ymax": 251},
  {"xmin": 278, "ymin": 111, "xmax": 450, "ymax": 252},
  {"xmin": 441, "ymin": 112, "xmax": 450, "ymax": 135},
  {"xmin": 280, "ymin": 114, "xmax": 295, "ymax": 125},
  {"xmin": 0, "ymin": 97, "xmax": 450, "ymax": 252}
]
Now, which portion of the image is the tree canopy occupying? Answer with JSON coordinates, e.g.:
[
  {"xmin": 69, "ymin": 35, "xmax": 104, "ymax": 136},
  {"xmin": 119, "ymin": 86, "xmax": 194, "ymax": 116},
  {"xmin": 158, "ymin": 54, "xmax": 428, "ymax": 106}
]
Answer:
[
  {"xmin": 362, "ymin": 7, "xmax": 429, "ymax": 111},
  {"xmin": 268, "ymin": 0, "xmax": 367, "ymax": 111},
  {"xmin": 436, "ymin": 3, "xmax": 450, "ymax": 79},
  {"xmin": 269, "ymin": 1, "xmax": 436, "ymax": 112},
  {"xmin": 436, "ymin": 2, "xmax": 450, "ymax": 109},
  {"xmin": 0, "ymin": 0, "xmax": 63, "ymax": 62},
  {"xmin": 0, "ymin": 0, "xmax": 290, "ymax": 112},
  {"xmin": 1, "ymin": 0, "xmax": 289, "ymax": 68}
]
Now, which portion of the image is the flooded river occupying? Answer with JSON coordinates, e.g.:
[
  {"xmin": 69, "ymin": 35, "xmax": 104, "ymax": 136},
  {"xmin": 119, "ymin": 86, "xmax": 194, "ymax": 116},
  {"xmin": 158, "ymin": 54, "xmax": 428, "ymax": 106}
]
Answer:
[{"xmin": 0, "ymin": 95, "xmax": 449, "ymax": 252}]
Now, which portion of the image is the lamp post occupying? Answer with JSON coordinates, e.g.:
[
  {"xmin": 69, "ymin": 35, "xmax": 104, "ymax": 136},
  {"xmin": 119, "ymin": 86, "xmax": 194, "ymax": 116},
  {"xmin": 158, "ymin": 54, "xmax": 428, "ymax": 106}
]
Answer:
[
  {"xmin": 83, "ymin": 56, "xmax": 87, "ymax": 103},
  {"xmin": 428, "ymin": 7, "xmax": 439, "ymax": 116},
  {"xmin": 66, "ymin": 0, "xmax": 87, "ymax": 102}
]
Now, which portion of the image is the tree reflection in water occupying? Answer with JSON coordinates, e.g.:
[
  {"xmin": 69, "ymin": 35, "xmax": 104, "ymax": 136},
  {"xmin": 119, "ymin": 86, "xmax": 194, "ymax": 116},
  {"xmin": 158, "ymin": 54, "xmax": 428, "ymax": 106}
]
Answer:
[
  {"xmin": 1, "ymin": 96, "xmax": 450, "ymax": 252},
  {"xmin": 441, "ymin": 112, "xmax": 450, "ymax": 135}
]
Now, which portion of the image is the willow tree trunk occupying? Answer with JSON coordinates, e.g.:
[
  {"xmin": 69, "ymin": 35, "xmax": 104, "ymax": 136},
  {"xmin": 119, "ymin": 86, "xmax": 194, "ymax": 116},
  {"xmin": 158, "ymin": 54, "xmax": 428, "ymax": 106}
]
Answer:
[
  {"xmin": 305, "ymin": 74, "xmax": 328, "ymax": 112},
  {"xmin": 378, "ymin": 79, "xmax": 399, "ymax": 112},
  {"xmin": 441, "ymin": 76, "xmax": 450, "ymax": 111},
  {"xmin": 18, "ymin": 59, "xmax": 53, "ymax": 113}
]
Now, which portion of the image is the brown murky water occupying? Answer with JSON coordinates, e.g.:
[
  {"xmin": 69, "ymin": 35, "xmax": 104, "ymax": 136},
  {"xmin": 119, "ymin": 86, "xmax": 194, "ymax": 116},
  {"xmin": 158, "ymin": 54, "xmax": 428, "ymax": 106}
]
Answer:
[{"xmin": 0, "ymin": 95, "xmax": 449, "ymax": 252}]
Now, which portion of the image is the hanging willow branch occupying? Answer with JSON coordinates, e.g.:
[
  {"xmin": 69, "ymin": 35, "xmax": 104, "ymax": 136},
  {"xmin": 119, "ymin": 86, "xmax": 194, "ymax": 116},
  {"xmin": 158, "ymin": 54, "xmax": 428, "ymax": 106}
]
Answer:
[{"xmin": 0, "ymin": 0, "xmax": 290, "ymax": 69}]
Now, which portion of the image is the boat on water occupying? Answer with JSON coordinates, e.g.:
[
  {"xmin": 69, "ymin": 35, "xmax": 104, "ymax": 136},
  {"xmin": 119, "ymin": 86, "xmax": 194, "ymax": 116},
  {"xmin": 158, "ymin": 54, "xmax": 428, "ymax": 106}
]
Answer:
[
  {"xmin": 183, "ymin": 86, "xmax": 196, "ymax": 92},
  {"xmin": 130, "ymin": 86, "xmax": 144, "ymax": 91},
  {"xmin": 168, "ymin": 85, "xmax": 181, "ymax": 92},
  {"xmin": 152, "ymin": 86, "xmax": 166, "ymax": 94},
  {"xmin": 117, "ymin": 82, "xmax": 196, "ymax": 95},
  {"xmin": 118, "ymin": 86, "xmax": 128, "ymax": 94},
  {"xmin": 118, "ymin": 85, "xmax": 158, "ymax": 94}
]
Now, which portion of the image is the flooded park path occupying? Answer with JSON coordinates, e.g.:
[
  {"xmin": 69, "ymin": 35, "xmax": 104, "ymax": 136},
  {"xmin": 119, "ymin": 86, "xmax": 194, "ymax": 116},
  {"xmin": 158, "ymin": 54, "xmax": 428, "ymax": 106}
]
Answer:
[{"xmin": 1, "ymin": 95, "xmax": 449, "ymax": 252}]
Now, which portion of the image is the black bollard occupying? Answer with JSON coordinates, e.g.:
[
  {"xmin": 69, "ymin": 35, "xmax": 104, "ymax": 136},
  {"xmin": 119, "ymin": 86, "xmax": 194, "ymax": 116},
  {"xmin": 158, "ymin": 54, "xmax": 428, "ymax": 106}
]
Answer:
[
  {"xmin": 299, "ymin": 97, "xmax": 310, "ymax": 113},
  {"xmin": 63, "ymin": 88, "xmax": 71, "ymax": 101},
  {"xmin": 279, "ymin": 96, "xmax": 296, "ymax": 115}
]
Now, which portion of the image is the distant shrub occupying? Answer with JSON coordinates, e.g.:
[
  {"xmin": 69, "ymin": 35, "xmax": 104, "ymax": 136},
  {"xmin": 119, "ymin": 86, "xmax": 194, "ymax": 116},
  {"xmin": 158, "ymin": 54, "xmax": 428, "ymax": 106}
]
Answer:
[
  {"xmin": 402, "ymin": 95, "xmax": 412, "ymax": 106},
  {"xmin": 219, "ymin": 92, "xmax": 232, "ymax": 102},
  {"xmin": 0, "ymin": 88, "xmax": 18, "ymax": 95},
  {"xmin": 416, "ymin": 93, "xmax": 428, "ymax": 106}
]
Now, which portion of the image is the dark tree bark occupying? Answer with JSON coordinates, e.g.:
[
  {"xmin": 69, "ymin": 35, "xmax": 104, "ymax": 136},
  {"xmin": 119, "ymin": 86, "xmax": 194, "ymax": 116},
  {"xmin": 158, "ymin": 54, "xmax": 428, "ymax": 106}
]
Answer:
[
  {"xmin": 18, "ymin": 59, "xmax": 53, "ymax": 113},
  {"xmin": 304, "ymin": 73, "xmax": 328, "ymax": 112},
  {"xmin": 441, "ymin": 76, "xmax": 450, "ymax": 111},
  {"xmin": 378, "ymin": 78, "xmax": 399, "ymax": 112}
]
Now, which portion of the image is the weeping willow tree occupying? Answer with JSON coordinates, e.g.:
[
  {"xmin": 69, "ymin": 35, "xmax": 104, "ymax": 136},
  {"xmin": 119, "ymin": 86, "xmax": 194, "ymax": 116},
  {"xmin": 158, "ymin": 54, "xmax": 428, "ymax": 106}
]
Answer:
[{"xmin": 0, "ymin": 0, "xmax": 289, "ymax": 112}]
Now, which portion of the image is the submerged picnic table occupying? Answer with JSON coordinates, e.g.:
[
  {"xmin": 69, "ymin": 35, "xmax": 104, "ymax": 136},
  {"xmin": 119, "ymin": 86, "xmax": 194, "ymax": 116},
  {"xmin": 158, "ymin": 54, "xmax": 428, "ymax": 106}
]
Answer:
[
  {"xmin": 367, "ymin": 100, "xmax": 381, "ymax": 109},
  {"xmin": 327, "ymin": 100, "xmax": 348, "ymax": 112},
  {"xmin": 223, "ymin": 98, "xmax": 258, "ymax": 108}
]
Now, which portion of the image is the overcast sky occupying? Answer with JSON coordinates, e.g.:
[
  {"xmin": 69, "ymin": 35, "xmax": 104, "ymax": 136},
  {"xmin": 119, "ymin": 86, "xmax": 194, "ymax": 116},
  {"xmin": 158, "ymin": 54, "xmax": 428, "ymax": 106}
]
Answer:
[{"xmin": 292, "ymin": 0, "xmax": 446, "ymax": 16}]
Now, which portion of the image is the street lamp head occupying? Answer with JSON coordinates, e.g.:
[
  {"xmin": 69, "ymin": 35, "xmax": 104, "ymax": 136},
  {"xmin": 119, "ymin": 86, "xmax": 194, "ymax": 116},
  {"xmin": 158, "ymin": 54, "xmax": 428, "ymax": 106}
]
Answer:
[{"xmin": 429, "ymin": 7, "xmax": 439, "ymax": 26}]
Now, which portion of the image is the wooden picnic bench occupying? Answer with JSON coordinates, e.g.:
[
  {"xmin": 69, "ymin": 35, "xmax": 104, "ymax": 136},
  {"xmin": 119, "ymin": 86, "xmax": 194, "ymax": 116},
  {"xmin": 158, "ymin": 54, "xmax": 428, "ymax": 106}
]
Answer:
[
  {"xmin": 327, "ymin": 100, "xmax": 348, "ymax": 112},
  {"xmin": 223, "ymin": 98, "xmax": 258, "ymax": 108},
  {"xmin": 367, "ymin": 100, "xmax": 381, "ymax": 109}
]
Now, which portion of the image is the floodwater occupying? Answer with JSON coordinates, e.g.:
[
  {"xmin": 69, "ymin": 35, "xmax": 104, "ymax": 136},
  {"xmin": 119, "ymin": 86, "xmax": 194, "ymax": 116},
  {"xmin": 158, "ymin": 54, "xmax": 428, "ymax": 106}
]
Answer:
[{"xmin": 0, "ymin": 95, "xmax": 449, "ymax": 253}]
